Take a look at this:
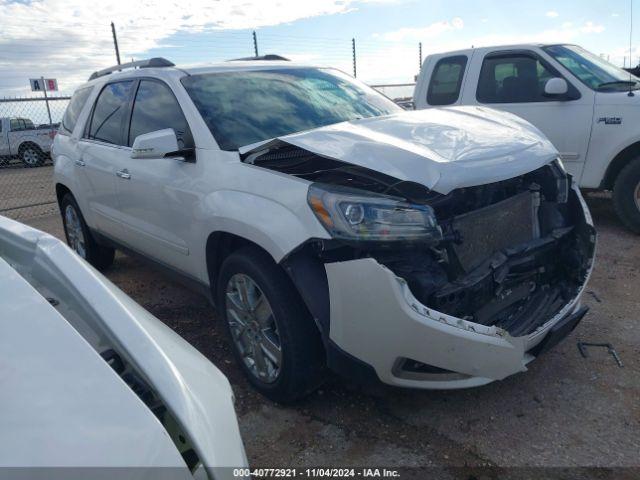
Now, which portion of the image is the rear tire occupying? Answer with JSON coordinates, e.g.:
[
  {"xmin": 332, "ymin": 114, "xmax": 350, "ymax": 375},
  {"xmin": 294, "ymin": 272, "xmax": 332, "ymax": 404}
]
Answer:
[
  {"xmin": 60, "ymin": 194, "xmax": 115, "ymax": 270},
  {"xmin": 19, "ymin": 144, "xmax": 45, "ymax": 167},
  {"xmin": 217, "ymin": 246, "xmax": 326, "ymax": 403},
  {"xmin": 612, "ymin": 157, "xmax": 640, "ymax": 234}
]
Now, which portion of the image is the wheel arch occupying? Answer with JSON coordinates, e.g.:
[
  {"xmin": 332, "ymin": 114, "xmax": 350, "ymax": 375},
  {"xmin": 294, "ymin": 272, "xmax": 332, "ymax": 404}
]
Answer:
[
  {"xmin": 601, "ymin": 140, "xmax": 640, "ymax": 190},
  {"xmin": 205, "ymin": 232, "xmax": 330, "ymax": 340},
  {"xmin": 17, "ymin": 140, "xmax": 43, "ymax": 155},
  {"xmin": 55, "ymin": 182, "xmax": 72, "ymax": 207}
]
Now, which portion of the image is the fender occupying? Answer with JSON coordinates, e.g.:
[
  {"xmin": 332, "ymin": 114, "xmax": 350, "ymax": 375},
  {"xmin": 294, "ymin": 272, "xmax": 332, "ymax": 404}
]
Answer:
[
  {"xmin": 588, "ymin": 134, "xmax": 640, "ymax": 189},
  {"xmin": 194, "ymin": 189, "xmax": 330, "ymax": 282}
]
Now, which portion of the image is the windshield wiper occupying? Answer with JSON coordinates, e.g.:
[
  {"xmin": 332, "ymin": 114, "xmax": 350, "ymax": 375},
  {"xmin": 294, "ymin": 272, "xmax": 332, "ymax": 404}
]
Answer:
[{"xmin": 597, "ymin": 80, "xmax": 639, "ymax": 89}]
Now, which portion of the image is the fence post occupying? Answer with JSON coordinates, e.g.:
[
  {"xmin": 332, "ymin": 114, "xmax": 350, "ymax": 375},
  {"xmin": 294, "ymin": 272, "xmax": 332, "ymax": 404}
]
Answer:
[
  {"xmin": 40, "ymin": 76, "xmax": 52, "ymax": 125},
  {"xmin": 352, "ymin": 38, "xmax": 357, "ymax": 77},
  {"xmin": 253, "ymin": 31, "xmax": 259, "ymax": 57},
  {"xmin": 111, "ymin": 21, "xmax": 121, "ymax": 65},
  {"xmin": 419, "ymin": 42, "xmax": 423, "ymax": 71}
]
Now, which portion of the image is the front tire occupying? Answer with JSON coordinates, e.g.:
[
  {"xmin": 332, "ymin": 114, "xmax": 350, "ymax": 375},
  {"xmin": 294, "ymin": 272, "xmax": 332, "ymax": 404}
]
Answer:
[
  {"xmin": 60, "ymin": 194, "xmax": 115, "ymax": 270},
  {"xmin": 613, "ymin": 157, "xmax": 640, "ymax": 234},
  {"xmin": 217, "ymin": 246, "xmax": 325, "ymax": 403}
]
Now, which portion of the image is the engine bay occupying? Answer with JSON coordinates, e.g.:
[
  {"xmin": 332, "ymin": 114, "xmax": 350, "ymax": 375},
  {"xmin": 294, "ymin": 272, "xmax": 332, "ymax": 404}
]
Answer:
[{"xmin": 248, "ymin": 145, "xmax": 596, "ymax": 337}]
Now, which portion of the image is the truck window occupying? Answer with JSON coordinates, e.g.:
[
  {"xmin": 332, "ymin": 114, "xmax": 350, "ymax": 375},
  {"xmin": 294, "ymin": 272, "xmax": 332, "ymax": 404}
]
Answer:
[
  {"xmin": 128, "ymin": 80, "xmax": 193, "ymax": 148},
  {"xmin": 10, "ymin": 119, "xmax": 25, "ymax": 131},
  {"xmin": 427, "ymin": 56, "xmax": 467, "ymax": 106},
  {"xmin": 477, "ymin": 53, "xmax": 556, "ymax": 103},
  {"xmin": 61, "ymin": 86, "xmax": 93, "ymax": 134},
  {"xmin": 87, "ymin": 81, "xmax": 135, "ymax": 145}
]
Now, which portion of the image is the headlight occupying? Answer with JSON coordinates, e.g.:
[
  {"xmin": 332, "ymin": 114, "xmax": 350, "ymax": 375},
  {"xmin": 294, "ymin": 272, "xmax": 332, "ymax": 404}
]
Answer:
[{"xmin": 307, "ymin": 183, "xmax": 442, "ymax": 243}]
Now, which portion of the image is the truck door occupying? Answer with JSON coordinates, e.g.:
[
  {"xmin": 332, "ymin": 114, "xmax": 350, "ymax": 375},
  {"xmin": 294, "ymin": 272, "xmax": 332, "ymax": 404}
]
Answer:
[{"xmin": 466, "ymin": 50, "xmax": 594, "ymax": 180}]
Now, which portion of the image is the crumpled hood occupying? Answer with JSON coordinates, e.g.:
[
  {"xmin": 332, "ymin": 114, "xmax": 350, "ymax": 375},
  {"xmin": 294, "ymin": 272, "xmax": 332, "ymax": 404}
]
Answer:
[{"xmin": 241, "ymin": 106, "xmax": 558, "ymax": 194}]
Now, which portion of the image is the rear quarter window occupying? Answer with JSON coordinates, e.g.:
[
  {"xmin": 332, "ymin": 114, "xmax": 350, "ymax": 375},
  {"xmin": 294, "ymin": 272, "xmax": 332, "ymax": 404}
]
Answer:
[
  {"xmin": 61, "ymin": 86, "xmax": 94, "ymax": 135},
  {"xmin": 427, "ymin": 55, "xmax": 468, "ymax": 106}
]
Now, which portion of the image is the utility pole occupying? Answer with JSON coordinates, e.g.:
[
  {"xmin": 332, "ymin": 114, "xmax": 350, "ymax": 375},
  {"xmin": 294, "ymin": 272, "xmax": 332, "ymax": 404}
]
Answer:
[
  {"xmin": 352, "ymin": 38, "xmax": 357, "ymax": 77},
  {"xmin": 253, "ymin": 31, "xmax": 259, "ymax": 57},
  {"xmin": 111, "ymin": 22, "xmax": 121, "ymax": 65},
  {"xmin": 419, "ymin": 42, "xmax": 423, "ymax": 71},
  {"xmin": 40, "ymin": 76, "xmax": 52, "ymax": 125}
]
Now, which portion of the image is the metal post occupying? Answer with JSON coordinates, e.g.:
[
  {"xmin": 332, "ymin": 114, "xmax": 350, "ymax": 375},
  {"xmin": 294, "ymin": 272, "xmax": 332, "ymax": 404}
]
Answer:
[
  {"xmin": 419, "ymin": 42, "xmax": 423, "ymax": 71},
  {"xmin": 111, "ymin": 22, "xmax": 121, "ymax": 65},
  {"xmin": 352, "ymin": 38, "xmax": 357, "ymax": 77},
  {"xmin": 40, "ymin": 76, "xmax": 52, "ymax": 125},
  {"xmin": 253, "ymin": 31, "xmax": 259, "ymax": 57}
]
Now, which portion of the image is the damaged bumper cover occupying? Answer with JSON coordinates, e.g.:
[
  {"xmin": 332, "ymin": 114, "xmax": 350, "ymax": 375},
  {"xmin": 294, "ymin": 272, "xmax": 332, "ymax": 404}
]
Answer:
[{"xmin": 323, "ymin": 184, "xmax": 595, "ymax": 389}]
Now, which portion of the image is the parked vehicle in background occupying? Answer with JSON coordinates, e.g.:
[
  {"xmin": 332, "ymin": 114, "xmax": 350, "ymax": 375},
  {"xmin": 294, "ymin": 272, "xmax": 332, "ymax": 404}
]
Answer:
[
  {"xmin": 0, "ymin": 215, "xmax": 248, "ymax": 479},
  {"xmin": 414, "ymin": 43, "xmax": 640, "ymax": 233},
  {"xmin": 53, "ymin": 57, "xmax": 595, "ymax": 402},
  {"xmin": 0, "ymin": 117, "xmax": 56, "ymax": 167}
]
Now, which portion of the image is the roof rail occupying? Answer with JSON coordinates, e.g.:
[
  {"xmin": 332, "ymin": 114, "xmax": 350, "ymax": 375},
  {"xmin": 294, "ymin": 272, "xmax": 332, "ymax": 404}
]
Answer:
[
  {"xmin": 88, "ymin": 58, "xmax": 175, "ymax": 81},
  {"xmin": 228, "ymin": 54, "xmax": 290, "ymax": 62}
]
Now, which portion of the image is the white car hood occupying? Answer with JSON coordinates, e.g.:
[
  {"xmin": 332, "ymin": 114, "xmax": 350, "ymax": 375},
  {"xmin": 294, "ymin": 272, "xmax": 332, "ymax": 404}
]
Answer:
[{"xmin": 241, "ymin": 106, "xmax": 558, "ymax": 194}]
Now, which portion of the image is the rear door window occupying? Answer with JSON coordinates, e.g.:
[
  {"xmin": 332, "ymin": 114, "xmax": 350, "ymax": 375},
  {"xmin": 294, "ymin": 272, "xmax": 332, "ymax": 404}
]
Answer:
[
  {"xmin": 61, "ymin": 86, "xmax": 93, "ymax": 134},
  {"xmin": 87, "ymin": 81, "xmax": 135, "ymax": 145},
  {"xmin": 427, "ymin": 55, "xmax": 468, "ymax": 106},
  {"xmin": 128, "ymin": 80, "xmax": 193, "ymax": 148}
]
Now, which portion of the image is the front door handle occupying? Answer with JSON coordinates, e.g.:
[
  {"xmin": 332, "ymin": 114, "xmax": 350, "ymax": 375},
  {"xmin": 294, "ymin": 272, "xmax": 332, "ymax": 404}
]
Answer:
[{"xmin": 116, "ymin": 168, "xmax": 131, "ymax": 180}]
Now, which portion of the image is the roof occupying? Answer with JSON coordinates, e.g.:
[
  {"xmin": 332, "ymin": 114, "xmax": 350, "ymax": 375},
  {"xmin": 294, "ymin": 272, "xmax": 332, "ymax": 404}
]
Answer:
[
  {"xmin": 84, "ymin": 56, "xmax": 317, "ymax": 87},
  {"xmin": 427, "ymin": 43, "xmax": 567, "ymax": 57}
]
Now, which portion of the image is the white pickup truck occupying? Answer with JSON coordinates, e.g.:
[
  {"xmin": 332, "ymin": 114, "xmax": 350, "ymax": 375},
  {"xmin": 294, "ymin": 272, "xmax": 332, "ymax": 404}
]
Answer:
[
  {"xmin": 0, "ymin": 117, "xmax": 56, "ymax": 166},
  {"xmin": 414, "ymin": 43, "xmax": 640, "ymax": 232}
]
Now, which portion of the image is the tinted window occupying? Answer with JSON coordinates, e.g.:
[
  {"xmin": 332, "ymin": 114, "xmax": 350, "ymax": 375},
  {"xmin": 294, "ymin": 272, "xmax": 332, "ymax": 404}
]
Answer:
[
  {"xmin": 427, "ymin": 56, "xmax": 467, "ymax": 105},
  {"xmin": 181, "ymin": 68, "xmax": 400, "ymax": 150},
  {"xmin": 10, "ymin": 119, "xmax": 25, "ymax": 131},
  {"xmin": 87, "ymin": 81, "xmax": 134, "ymax": 145},
  {"xmin": 62, "ymin": 86, "xmax": 93, "ymax": 134},
  {"xmin": 477, "ymin": 53, "xmax": 556, "ymax": 103},
  {"xmin": 128, "ymin": 80, "xmax": 193, "ymax": 148}
]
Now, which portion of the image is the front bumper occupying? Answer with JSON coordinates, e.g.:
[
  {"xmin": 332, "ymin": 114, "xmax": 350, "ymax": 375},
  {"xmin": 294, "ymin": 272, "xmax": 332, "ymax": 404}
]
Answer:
[
  {"xmin": 326, "ymin": 257, "xmax": 588, "ymax": 389},
  {"xmin": 324, "ymin": 183, "xmax": 595, "ymax": 390}
]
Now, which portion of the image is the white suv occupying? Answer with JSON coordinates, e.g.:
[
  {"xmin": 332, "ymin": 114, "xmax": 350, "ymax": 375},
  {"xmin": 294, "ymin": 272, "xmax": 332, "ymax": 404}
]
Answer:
[{"xmin": 53, "ymin": 57, "xmax": 596, "ymax": 402}]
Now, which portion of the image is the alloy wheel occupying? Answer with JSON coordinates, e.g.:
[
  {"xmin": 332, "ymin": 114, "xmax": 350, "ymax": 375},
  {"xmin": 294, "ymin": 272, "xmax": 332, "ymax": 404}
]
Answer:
[
  {"xmin": 64, "ymin": 205, "xmax": 86, "ymax": 258},
  {"xmin": 225, "ymin": 273, "xmax": 282, "ymax": 383},
  {"xmin": 22, "ymin": 148, "xmax": 39, "ymax": 166}
]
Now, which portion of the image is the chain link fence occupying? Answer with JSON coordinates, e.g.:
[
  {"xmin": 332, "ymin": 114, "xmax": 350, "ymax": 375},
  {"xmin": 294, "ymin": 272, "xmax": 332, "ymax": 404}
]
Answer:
[{"xmin": 0, "ymin": 96, "xmax": 69, "ymax": 220}]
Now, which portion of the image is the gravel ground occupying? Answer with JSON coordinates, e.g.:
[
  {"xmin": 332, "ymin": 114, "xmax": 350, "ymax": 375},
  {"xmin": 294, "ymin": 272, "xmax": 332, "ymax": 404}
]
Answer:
[
  {"xmin": 0, "ymin": 163, "xmax": 57, "ymax": 218},
  {"xmin": 23, "ymin": 192, "xmax": 639, "ymax": 476}
]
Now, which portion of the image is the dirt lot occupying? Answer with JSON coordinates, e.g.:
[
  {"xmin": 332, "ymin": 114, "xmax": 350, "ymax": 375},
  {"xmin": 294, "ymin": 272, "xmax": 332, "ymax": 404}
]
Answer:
[{"xmin": 24, "ymin": 193, "xmax": 639, "ymax": 477}]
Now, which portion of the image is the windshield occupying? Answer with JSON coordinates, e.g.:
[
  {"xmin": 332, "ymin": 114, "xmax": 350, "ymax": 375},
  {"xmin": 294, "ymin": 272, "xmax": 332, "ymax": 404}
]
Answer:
[
  {"xmin": 181, "ymin": 67, "xmax": 401, "ymax": 150},
  {"xmin": 543, "ymin": 44, "xmax": 640, "ymax": 92}
]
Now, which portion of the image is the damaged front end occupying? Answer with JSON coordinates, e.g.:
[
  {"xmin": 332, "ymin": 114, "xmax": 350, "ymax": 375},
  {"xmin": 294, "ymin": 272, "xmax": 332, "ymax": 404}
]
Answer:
[{"xmin": 248, "ymin": 144, "xmax": 596, "ymax": 341}]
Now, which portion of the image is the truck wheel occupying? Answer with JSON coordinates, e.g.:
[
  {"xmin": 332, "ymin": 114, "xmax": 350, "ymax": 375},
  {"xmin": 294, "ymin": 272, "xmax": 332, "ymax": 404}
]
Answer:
[
  {"xmin": 60, "ymin": 194, "xmax": 115, "ymax": 270},
  {"xmin": 19, "ymin": 144, "xmax": 45, "ymax": 167},
  {"xmin": 217, "ymin": 246, "xmax": 325, "ymax": 403},
  {"xmin": 613, "ymin": 157, "xmax": 640, "ymax": 234}
]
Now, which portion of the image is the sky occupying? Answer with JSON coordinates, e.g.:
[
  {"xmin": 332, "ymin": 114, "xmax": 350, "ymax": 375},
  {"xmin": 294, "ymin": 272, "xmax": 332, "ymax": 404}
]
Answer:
[{"xmin": 0, "ymin": 0, "xmax": 637, "ymax": 98}]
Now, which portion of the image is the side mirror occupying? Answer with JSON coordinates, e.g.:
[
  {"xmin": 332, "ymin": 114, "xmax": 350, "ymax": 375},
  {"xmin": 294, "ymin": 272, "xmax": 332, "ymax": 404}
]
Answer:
[
  {"xmin": 544, "ymin": 77, "xmax": 569, "ymax": 96},
  {"xmin": 131, "ymin": 128, "xmax": 194, "ymax": 162}
]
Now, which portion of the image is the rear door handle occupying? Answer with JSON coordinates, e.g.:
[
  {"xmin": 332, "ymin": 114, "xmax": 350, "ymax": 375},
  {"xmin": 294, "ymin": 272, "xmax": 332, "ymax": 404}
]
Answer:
[{"xmin": 116, "ymin": 168, "xmax": 131, "ymax": 180}]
